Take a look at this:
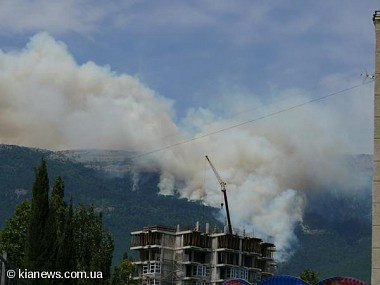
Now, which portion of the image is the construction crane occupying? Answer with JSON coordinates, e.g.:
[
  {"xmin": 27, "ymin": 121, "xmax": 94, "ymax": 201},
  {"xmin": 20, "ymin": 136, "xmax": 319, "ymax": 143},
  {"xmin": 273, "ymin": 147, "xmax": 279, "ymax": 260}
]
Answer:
[{"xmin": 205, "ymin": 155, "xmax": 233, "ymax": 235}]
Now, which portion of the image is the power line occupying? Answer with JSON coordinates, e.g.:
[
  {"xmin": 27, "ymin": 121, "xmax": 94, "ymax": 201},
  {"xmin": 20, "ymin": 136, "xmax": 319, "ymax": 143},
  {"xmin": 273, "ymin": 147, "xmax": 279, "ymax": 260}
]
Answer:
[
  {"xmin": 126, "ymin": 77, "xmax": 351, "ymax": 152},
  {"xmin": 130, "ymin": 81, "xmax": 372, "ymax": 160}
]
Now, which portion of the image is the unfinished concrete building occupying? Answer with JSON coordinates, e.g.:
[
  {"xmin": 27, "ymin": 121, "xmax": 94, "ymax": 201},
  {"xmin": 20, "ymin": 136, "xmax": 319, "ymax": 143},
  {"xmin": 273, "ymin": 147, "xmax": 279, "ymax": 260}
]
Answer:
[{"xmin": 130, "ymin": 223, "xmax": 276, "ymax": 285}]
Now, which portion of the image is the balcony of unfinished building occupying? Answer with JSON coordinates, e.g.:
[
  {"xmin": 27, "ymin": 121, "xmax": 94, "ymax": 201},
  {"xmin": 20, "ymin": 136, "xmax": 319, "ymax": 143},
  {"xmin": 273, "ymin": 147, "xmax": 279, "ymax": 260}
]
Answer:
[
  {"xmin": 241, "ymin": 254, "xmax": 262, "ymax": 273},
  {"xmin": 133, "ymin": 248, "xmax": 161, "ymax": 264},
  {"xmin": 179, "ymin": 249, "xmax": 212, "ymax": 266},
  {"xmin": 130, "ymin": 225, "xmax": 177, "ymax": 249},
  {"xmin": 182, "ymin": 264, "xmax": 211, "ymax": 281},
  {"xmin": 241, "ymin": 237, "xmax": 263, "ymax": 255},
  {"xmin": 215, "ymin": 234, "xmax": 241, "ymax": 253},
  {"xmin": 259, "ymin": 260, "xmax": 276, "ymax": 277},
  {"xmin": 261, "ymin": 268, "xmax": 276, "ymax": 278},
  {"xmin": 130, "ymin": 231, "xmax": 164, "ymax": 249},
  {"xmin": 218, "ymin": 266, "xmax": 249, "ymax": 281},
  {"xmin": 258, "ymin": 243, "xmax": 276, "ymax": 261},
  {"xmin": 180, "ymin": 231, "xmax": 213, "ymax": 250}
]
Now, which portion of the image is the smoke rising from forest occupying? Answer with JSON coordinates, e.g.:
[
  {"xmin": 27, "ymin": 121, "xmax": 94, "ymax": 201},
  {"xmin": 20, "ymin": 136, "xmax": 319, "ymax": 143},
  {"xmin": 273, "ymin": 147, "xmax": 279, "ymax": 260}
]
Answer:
[{"xmin": 0, "ymin": 33, "xmax": 372, "ymax": 260}]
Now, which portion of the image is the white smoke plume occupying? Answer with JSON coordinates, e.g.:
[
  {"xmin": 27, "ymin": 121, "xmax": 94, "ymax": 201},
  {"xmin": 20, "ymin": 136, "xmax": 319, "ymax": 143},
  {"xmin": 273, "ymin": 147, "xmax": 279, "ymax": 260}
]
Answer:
[
  {"xmin": 0, "ymin": 32, "xmax": 180, "ymax": 151},
  {"xmin": 0, "ymin": 33, "xmax": 372, "ymax": 260}
]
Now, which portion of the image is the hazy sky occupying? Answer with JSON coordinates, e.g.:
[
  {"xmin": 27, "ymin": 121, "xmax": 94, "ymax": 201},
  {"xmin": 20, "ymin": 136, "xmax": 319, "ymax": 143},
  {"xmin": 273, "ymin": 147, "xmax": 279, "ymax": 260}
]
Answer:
[
  {"xmin": 0, "ymin": 1, "xmax": 377, "ymax": 117},
  {"xmin": 0, "ymin": 1, "xmax": 378, "ymax": 259}
]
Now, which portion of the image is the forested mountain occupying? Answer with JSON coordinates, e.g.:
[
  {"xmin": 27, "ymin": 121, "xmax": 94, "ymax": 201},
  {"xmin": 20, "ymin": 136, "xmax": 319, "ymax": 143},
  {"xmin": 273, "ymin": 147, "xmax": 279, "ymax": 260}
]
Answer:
[
  {"xmin": 278, "ymin": 205, "xmax": 371, "ymax": 282},
  {"xmin": 0, "ymin": 144, "xmax": 221, "ymax": 264},
  {"xmin": 0, "ymin": 144, "xmax": 372, "ymax": 282},
  {"xmin": 278, "ymin": 154, "xmax": 372, "ymax": 282}
]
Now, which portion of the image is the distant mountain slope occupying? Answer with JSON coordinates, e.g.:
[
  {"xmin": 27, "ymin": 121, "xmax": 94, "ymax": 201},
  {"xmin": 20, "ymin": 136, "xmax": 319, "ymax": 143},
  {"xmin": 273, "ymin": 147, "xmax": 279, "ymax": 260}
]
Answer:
[
  {"xmin": 277, "ymin": 211, "xmax": 371, "ymax": 282},
  {"xmin": 0, "ymin": 144, "xmax": 221, "ymax": 264},
  {"xmin": 278, "ymin": 153, "xmax": 372, "ymax": 282},
  {"xmin": 0, "ymin": 144, "xmax": 373, "ymax": 281}
]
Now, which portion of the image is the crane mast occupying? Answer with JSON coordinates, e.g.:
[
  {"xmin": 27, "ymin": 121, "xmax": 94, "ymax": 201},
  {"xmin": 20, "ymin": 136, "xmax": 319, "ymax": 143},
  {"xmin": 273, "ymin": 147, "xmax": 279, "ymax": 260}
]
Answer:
[{"xmin": 205, "ymin": 155, "xmax": 233, "ymax": 235}]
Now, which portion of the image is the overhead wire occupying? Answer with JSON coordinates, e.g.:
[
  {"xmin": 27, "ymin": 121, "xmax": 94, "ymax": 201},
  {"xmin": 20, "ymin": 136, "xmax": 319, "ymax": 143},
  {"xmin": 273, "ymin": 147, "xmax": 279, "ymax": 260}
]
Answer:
[
  {"xmin": 130, "ymin": 80, "xmax": 373, "ymax": 160},
  {"xmin": 125, "ymin": 77, "xmax": 350, "ymax": 152}
]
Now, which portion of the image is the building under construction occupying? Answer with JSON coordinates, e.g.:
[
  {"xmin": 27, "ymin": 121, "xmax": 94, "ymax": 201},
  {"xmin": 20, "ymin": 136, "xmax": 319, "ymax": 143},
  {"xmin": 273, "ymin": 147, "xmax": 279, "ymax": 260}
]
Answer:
[{"xmin": 130, "ymin": 223, "xmax": 276, "ymax": 285}]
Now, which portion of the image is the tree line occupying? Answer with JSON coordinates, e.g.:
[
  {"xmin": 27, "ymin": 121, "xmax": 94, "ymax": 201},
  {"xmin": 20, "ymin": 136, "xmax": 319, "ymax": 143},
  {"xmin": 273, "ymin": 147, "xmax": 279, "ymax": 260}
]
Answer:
[{"xmin": 0, "ymin": 159, "xmax": 134, "ymax": 285}]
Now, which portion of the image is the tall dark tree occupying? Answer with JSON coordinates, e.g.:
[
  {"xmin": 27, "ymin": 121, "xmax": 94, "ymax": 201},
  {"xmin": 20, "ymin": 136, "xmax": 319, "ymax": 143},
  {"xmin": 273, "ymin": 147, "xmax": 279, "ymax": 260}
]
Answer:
[
  {"xmin": 0, "ymin": 200, "xmax": 30, "ymax": 268},
  {"xmin": 74, "ymin": 204, "xmax": 114, "ymax": 284},
  {"xmin": 50, "ymin": 177, "xmax": 67, "ymax": 238},
  {"xmin": 2, "ymin": 160, "xmax": 114, "ymax": 284},
  {"xmin": 24, "ymin": 158, "xmax": 50, "ymax": 271},
  {"xmin": 56, "ymin": 199, "xmax": 77, "ymax": 285},
  {"xmin": 42, "ymin": 176, "xmax": 67, "ymax": 271}
]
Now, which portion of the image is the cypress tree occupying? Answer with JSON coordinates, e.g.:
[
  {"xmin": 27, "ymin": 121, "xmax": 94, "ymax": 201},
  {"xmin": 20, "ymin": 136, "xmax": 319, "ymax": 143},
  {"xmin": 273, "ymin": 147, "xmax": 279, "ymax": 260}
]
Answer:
[
  {"xmin": 56, "ymin": 198, "xmax": 77, "ymax": 285},
  {"xmin": 43, "ymin": 176, "xmax": 67, "ymax": 271},
  {"xmin": 24, "ymin": 158, "xmax": 50, "ymax": 271},
  {"xmin": 51, "ymin": 177, "xmax": 66, "ymax": 238},
  {"xmin": 22, "ymin": 160, "xmax": 114, "ymax": 284}
]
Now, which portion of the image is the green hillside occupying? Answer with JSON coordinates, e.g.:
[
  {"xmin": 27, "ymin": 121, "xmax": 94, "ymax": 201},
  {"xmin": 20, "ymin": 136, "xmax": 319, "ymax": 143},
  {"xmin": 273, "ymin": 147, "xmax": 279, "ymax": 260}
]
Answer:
[
  {"xmin": 278, "ymin": 213, "xmax": 371, "ymax": 282},
  {"xmin": 0, "ymin": 144, "xmax": 372, "ymax": 281},
  {"xmin": 0, "ymin": 144, "xmax": 221, "ymax": 264}
]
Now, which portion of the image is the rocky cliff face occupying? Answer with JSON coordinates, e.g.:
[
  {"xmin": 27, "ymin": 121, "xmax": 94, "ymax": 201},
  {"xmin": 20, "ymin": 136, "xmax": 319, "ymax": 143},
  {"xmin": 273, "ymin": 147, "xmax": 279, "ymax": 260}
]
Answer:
[{"xmin": 51, "ymin": 149, "xmax": 135, "ymax": 175}]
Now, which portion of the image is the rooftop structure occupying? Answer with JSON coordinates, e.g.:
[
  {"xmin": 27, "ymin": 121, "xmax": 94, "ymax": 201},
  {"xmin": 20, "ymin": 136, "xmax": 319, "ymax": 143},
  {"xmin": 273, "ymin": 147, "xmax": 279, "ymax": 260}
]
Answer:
[{"xmin": 130, "ymin": 223, "xmax": 276, "ymax": 285}]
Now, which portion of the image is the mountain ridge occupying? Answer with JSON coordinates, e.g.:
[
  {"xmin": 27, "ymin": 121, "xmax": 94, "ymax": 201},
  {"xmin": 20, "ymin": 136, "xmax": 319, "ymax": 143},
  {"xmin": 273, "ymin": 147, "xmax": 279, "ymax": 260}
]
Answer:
[{"xmin": 0, "ymin": 144, "xmax": 372, "ymax": 282}]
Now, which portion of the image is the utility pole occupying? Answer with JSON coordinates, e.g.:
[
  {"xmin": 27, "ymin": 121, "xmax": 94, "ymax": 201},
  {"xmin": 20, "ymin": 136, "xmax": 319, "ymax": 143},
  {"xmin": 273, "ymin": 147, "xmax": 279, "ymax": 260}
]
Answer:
[{"xmin": 372, "ymin": 10, "xmax": 380, "ymax": 285}]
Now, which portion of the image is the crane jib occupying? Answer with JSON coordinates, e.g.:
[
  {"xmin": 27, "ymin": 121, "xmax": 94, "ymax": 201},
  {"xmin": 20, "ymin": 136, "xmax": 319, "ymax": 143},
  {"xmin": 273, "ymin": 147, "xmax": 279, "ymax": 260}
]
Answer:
[{"xmin": 205, "ymin": 155, "xmax": 233, "ymax": 235}]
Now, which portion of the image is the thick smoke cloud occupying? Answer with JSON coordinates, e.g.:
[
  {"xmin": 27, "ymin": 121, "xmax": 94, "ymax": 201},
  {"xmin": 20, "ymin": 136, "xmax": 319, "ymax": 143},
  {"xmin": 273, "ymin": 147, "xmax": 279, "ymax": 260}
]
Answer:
[
  {"xmin": 0, "ymin": 33, "xmax": 372, "ymax": 260},
  {"xmin": 0, "ymin": 33, "xmax": 179, "ymax": 151}
]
